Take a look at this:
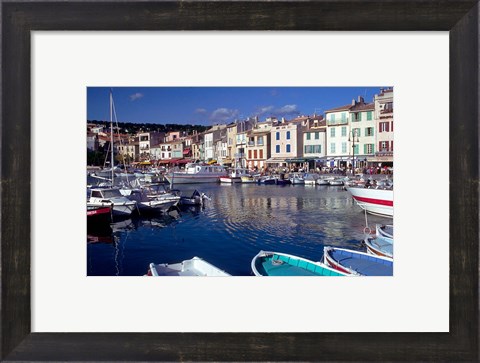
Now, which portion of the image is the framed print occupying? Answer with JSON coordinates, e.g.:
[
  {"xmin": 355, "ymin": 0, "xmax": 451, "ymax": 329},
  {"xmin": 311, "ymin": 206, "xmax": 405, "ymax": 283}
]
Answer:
[{"xmin": 2, "ymin": 1, "xmax": 478, "ymax": 361}]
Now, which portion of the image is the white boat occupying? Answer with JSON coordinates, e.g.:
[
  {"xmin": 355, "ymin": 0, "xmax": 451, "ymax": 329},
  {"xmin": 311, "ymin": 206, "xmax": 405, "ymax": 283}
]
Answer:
[
  {"xmin": 303, "ymin": 173, "xmax": 319, "ymax": 185},
  {"xmin": 289, "ymin": 173, "xmax": 305, "ymax": 185},
  {"xmin": 364, "ymin": 235, "xmax": 394, "ymax": 259},
  {"xmin": 376, "ymin": 224, "xmax": 394, "ymax": 239},
  {"xmin": 165, "ymin": 163, "xmax": 227, "ymax": 184},
  {"xmin": 346, "ymin": 186, "xmax": 394, "ymax": 217},
  {"xmin": 88, "ymin": 187, "xmax": 137, "ymax": 217},
  {"xmin": 125, "ymin": 189, "xmax": 179, "ymax": 212},
  {"xmin": 316, "ymin": 176, "xmax": 330, "ymax": 185},
  {"xmin": 219, "ymin": 168, "xmax": 251, "ymax": 183},
  {"xmin": 328, "ymin": 178, "xmax": 344, "ymax": 186},
  {"xmin": 147, "ymin": 256, "xmax": 231, "ymax": 276}
]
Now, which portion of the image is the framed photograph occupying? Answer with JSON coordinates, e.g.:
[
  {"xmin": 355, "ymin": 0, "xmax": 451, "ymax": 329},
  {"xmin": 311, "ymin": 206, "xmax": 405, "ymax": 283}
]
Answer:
[{"xmin": 2, "ymin": 1, "xmax": 478, "ymax": 361}]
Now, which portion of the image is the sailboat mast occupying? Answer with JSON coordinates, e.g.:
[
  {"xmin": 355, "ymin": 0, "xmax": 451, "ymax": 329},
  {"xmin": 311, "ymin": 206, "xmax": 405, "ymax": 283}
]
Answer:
[{"xmin": 110, "ymin": 91, "xmax": 114, "ymax": 185}]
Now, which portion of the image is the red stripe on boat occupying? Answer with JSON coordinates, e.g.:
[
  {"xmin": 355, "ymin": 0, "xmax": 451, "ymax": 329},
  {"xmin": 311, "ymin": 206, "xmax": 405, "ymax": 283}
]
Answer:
[{"xmin": 352, "ymin": 196, "xmax": 393, "ymax": 207}]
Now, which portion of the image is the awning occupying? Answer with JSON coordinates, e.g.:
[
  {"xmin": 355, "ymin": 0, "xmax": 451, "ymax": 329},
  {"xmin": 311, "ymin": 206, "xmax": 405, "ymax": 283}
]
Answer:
[
  {"xmin": 207, "ymin": 160, "xmax": 217, "ymax": 165},
  {"xmin": 183, "ymin": 148, "xmax": 191, "ymax": 155},
  {"xmin": 157, "ymin": 159, "xmax": 170, "ymax": 164},
  {"xmin": 265, "ymin": 158, "xmax": 286, "ymax": 164},
  {"xmin": 286, "ymin": 158, "xmax": 307, "ymax": 163},
  {"xmin": 139, "ymin": 161, "xmax": 151, "ymax": 165}
]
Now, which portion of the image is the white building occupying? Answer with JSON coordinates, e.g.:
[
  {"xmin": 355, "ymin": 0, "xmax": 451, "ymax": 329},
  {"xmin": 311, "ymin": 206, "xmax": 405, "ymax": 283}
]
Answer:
[{"xmin": 372, "ymin": 88, "xmax": 394, "ymax": 167}]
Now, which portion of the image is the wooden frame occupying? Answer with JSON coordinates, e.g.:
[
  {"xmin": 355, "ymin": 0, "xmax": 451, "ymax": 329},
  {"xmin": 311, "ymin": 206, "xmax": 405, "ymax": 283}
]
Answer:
[{"xmin": 2, "ymin": 1, "xmax": 478, "ymax": 361}]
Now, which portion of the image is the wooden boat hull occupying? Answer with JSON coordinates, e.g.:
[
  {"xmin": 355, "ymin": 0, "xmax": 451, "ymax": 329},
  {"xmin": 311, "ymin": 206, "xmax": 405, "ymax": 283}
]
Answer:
[
  {"xmin": 148, "ymin": 257, "xmax": 230, "ymax": 276},
  {"xmin": 251, "ymin": 251, "xmax": 347, "ymax": 276},
  {"xmin": 323, "ymin": 246, "xmax": 393, "ymax": 276},
  {"xmin": 364, "ymin": 236, "xmax": 394, "ymax": 259}
]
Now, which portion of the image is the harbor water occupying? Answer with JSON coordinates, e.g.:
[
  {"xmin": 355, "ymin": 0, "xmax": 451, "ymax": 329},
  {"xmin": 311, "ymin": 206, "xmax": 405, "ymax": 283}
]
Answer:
[{"xmin": 87, "ymin": 182, "xmax": 391, "ymax": 276}]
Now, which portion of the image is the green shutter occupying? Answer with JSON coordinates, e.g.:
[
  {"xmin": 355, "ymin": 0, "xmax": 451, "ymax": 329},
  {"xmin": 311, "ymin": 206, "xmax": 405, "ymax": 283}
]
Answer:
[
  {"xmin": 358, "ymin": 112, "xmax": 362, "ymax": 121},
  {"xmin": 367, "ymin": 111, "xmax": 372, "ymax": 120},
  {"xmin": 307, "ymin": 132, "xmax": 311, "ymax": 140}
]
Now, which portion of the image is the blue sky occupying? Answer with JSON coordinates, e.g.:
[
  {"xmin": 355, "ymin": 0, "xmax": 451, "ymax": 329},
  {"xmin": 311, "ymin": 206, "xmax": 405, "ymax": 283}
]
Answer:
[{"xmin": 87, "ymin": 87, "xmax": 389, "ymax": 126}]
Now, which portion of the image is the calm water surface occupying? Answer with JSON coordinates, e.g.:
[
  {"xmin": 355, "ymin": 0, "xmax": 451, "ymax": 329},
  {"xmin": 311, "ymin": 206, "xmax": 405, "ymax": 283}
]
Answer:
[{"xmin": 87, "ymin": 183, "xmax": 391, "ymax": 276}]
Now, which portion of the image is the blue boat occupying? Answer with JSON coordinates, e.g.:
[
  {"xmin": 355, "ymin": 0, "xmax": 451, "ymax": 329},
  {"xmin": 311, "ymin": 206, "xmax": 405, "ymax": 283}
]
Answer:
[
  {"xmin": 251, "ymin": 250, "xmax": 347, "ymax": 276},
  {"xmin": 323, "ymin": 246, "xmax": 393, "ymax": 276},
  {"xmin": 364, "ymin": 235, "xmax": 393, "ymax": 259}
]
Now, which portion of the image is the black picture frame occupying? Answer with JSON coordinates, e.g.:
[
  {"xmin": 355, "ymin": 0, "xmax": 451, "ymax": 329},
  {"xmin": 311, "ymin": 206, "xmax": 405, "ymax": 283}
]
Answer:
[{"xmin": 2, "ymin": 1, "xmax": 478, "ymax": 361}]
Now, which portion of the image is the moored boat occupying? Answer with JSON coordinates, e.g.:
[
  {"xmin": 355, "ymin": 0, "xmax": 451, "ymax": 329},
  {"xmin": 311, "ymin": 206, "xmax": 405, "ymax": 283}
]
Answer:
[
  {"xmin": 346, "ymin": 186, "xmax": 393, "ymax": 217},
  {"xmin": 165, "ymin": 163, "xmax": 227, "ymax": 184},
  {"xmin": 87, "ymin": 204, "xmax": 112, "ymax": 224},
  {"xmin": 303, "ymin": 173, "xmax": 319, "ymax": 185},
  {"xmin": 219, "ymin": 168, "xmax": 251, "ymax": 183},
  {"xmin": 178, "ymin": 189, "xmax": 209, "ymax": 206},
  {"xmin": 88, "ymin": 187, "xmax": 137, "ymax": 217},
  {"xmin": 363, "ymin": 236, "xmax": 394, "ymax": 259},
  {"xmin": 323, "ymin": 246, "xmax": 393, "ymax": 276},
  {"xmin": 376, "ymin": 224, "xmax": 394, "ymax": 239},
  {"xmin": 251, "ymin": 250, "xmax": 347, "ymax": 276},
  {"xmin": 147, "ymin": 256, "xmax": 231, "ymax": 276},
  {"xmin": 289, "ymin": 173, "xmax": 305, "ymax": 185}
]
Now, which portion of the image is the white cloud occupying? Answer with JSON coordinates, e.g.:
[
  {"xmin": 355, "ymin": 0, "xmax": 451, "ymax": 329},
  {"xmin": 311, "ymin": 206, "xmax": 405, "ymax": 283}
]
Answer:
[
  {"xmin": 129, "ymin": 92, "xmax": 144, "ymax": 101},
  {"xmin": 194, "ymin": 108, "xmax": 207, "ymax": 114},
  {"xmin": 210, "ymin": 108, "xmax": 239, "ymax": 123},
  {"xmin": 274, "ymin": 104, "xmax": 300, "ymax": 117},
  {"xmin": 254, "ymin": 105, "xmax": 274, "ymax": 117}
]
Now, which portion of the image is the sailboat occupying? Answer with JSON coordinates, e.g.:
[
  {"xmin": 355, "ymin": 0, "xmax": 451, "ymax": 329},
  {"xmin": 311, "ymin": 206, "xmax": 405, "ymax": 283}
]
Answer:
[{"xmin": 87, "ymin": 91, "xmax": 137, "ymax": 217}]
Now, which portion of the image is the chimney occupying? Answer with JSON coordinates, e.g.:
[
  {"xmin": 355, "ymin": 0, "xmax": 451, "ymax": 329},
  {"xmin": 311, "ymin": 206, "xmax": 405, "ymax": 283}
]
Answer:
[
  {"xmin": 352, "ymin": 99, "xmax": 356, "ymax": 106},
  {"xmin": 358, "ymin": 96, "xmax": 364, "ymax": 103}
]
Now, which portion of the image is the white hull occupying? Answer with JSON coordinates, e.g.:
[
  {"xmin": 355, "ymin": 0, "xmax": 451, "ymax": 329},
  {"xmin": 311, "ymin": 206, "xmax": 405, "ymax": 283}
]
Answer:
[
  {"xmin": 219, "ymin": 177, "xmax": 241, "ymax": 183},
  {"xmin": 148, "ymin": 257, "xmax": 230, "ymax": 276},
  {"xmin": 165, "ymin": 174, "xmax": 221, "ymax": 184},
  {"xmin": 346, "ymin": 187, "xmax": 394, "ymax": 217}
]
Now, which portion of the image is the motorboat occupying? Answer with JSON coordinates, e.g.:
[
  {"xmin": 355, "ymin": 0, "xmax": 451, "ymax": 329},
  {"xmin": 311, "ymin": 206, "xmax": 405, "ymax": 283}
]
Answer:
[
  {"xmin": 126, "ymin": 188, "xmax": 179, "ymax": 213},
  {"xmin": 219, "ymin": 168, "xmax": 251, "ymax": 183},
  {"xmin": 345, "ymin": 186, "xmax": 393, "ymax": 217},
  {"xmin": 303, "ymin": 173, "xmax": 319, "ymax": 185},
  {"xmin": 147, "ymin": 256, "xmax": 231, "ymax": 276},
  {"xmin": 88, "ymin": 187, "xmax": 137, "ymax": 217},
  {"xmin": 289, "ymin": 173, "xmax": 305, "ymax": 185},
  {"xmin": 251, "ymin": 250, "xmax": 347, "ymax": 276},
  {"xmin": 177, "ymin": 189, "xmax": 210, "ymax": 206},
  {"xmin": 323, "ymin": 246, "xmax": 393, "ymax": 276},
  {"xmin": 164, "ymin": 163, "xmax": 227, "ymax": 184},
  {"xmin": 87, "ymin": 204, "xmax": 112, "ymax": 224}
]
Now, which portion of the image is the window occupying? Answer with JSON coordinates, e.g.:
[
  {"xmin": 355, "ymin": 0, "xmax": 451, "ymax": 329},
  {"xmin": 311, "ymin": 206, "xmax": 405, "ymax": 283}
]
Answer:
[
  {"xmin": 286, "ymin": 131, "xmax": 291, "ymax": 140},
  {"xmin": 276, "ymin": 145, "xmax": 280, "ymax": 153},
  {"xmin": 365, "ymin": 127, "xmax": 374, "ymax": 136},
  {"xmin": 330, "ymin": 128, "xmax": 335, "ymax": 137},
  {"xmin": 259, "ymin": 149, "xmax": 263, "ymax": 159},
  {"xmin": 391, "ymin": 121, "xmax": 394, "ymax": 132},
  {"xmin": 364, "ymin": 144, "xmax": 374, "ymax": 154},
  {"xmin": 391, "ymin": 141, "xmax": 394, "ymax": 151},
  {"xmin": 341, "ymin": 113, "xmax": 346, "ymax": 122},
  {"xmin": 341, "ymin": 126, "xmax": 347, "ymax": 137},
  {"xmin": 379, "ymin": 141, "xmax": 389, "ymax": 151},
  {"xmin": 357, "ymin": 112, "xmax": 362, "ymax": 121},
  {"xmin": 367, "ymin": 111, "xmax": 373, "ymax": 120},
  {"xmin": 276, "ymin": 132, "xmax": 280, "ymax": 141},
  {"xmin": 257, "ymin": 136, "xmax": 264, "ymax": 146},
  {"xmin": 248, "ymin": 150, "xmax": 252, "ymax": 159},
  {"xmin": 330, "ymin": 143, "xmax": 336, "ymax": 153},
  {"xmin": 379, "ymin": 122, "xmax": 389, "ymax": 132},
  {"xmin": 254, "ymin": 150, "xmax": 258, "ymax": 159},
  {"xmin": 341, "ymin": 142, "xmax": 347, "ymax": 153},
  {"xmin": 330, "ymin": 114, "xmax": 335, "ymax": 122},
  {"xmin": 315, "ymin": 132, "xmax": 319, "ymax": 140},
  {"xmin": 315, "ymin": 145, "xmax": 321, "ymax": 153},
  {"xmin": 286, "ymin": 144, "xmax": 291, "ymax": 153},
  {"xmin": 306, "ymin": 132, "xmax": 311, "ymax": 140},
  {"xmin": 353, "ymin": 144, "xmax": 359, "ymax": 154},
  {"xmin": 353, "ymin": 128, "xmax": 361, "ymax": 137}
]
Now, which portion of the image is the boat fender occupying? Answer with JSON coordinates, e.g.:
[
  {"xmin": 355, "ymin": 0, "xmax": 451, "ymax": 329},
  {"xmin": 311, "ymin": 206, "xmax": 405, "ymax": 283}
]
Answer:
[{"xmin": 363, "ymin": 227, "xmax": 371, "ymax": 234}]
